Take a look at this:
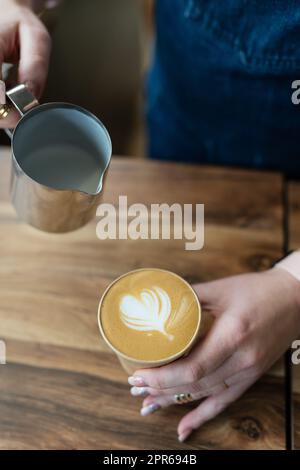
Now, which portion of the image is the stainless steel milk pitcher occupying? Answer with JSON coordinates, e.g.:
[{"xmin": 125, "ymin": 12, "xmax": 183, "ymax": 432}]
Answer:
[{"xmin": 5, "ymin": 84, "xmax": 112, "ymax": 233}]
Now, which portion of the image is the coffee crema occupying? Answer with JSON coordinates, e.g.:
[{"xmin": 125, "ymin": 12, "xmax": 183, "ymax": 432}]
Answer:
[{"xmin": 99, "ymin": 269, "xmax": 200, "ymax": 361}]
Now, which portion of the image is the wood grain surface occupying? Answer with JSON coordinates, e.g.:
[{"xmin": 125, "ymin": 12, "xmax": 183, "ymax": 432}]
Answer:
[
  {"xmin": 287, "ymin": 181, "xmax": 300, "ymax": 450},
  {"xmin": 0, "ymin": 147, "xmax": 286, "ymax": 449}
]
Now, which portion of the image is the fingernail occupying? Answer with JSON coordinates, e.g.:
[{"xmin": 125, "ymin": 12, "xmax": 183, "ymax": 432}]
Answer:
[
  {"xmin": 130, "ymin": 386, "xmax": 148, "ymax": 397},
  {"xmin": 178, "ymin": 429, "xmax": 192, "ymax": 443},
  {"xmin": 140, "ymin": 403, "xmax": 160, "ymax": 417},
  {"xmin": 128, "ymin": 376, "xmax": 147, "ymax": 387}
]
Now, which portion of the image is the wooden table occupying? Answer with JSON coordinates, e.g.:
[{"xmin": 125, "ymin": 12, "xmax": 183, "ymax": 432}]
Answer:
[
  {"xmin": 0, "ymin": 147, "xmax": 286, "ymax": 450},
  {"xmin": 288, "ymin": 182, "xmax": 300, "ymax": 450}
]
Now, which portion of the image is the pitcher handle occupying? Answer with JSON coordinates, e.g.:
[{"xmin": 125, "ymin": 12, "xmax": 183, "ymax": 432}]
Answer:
[{"xmin": 5, "ymin": 84, "xmax": 39, "ymax": 139}]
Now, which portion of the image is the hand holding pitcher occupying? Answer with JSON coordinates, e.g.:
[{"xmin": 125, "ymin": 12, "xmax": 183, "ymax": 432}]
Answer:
[{"xmin": 0, "ymin": 0, "xmax": 51, "ymax": 128}]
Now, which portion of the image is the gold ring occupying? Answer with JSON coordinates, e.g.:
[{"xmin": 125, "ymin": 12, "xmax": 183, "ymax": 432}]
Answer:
[
  {"xmin": 0, "ymin": 103, "xmax": 12, "ymax": 120},
  {"xmin": 174, "ymin": 393, "xmax": 193, "ymax": 404},
  {"xmin": 223, "ymin": 380, "xmax": 229, "ymax": 389}
]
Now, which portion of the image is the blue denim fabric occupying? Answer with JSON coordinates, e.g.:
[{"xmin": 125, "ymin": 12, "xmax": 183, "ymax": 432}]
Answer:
[{"xmin": 146, "ymin": 0, "xmax": 300, "ymax": 176}]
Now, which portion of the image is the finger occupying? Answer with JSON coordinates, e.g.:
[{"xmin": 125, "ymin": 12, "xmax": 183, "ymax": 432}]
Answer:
[
  {"xmin": 0, "ymin": 108, "xmax": 20, "ymax": 129},
  {"xmin": 0, "ymin": 58, "xmax": 9, "ymax": 125},
  {"xmin": 139, "ymin": 383, "xmax": 226, "ymax": 416},
  {"xmin": 0, "ymin": 72, "xmax": 19, "ymax": 128},
  {"xmin": 192, "ymin": 281, "xmax": 221, "ymax": 307},
  {"xmin": 177, "ymin": 378, "xmax": 254, "ymax": 442},
  {"xmin": 200, "ymin": 348, "xmax": 264, "ymax": 390},
  {"xmin": 191, "ymin": 352, "xmax": 245, "ymax": 391},
  {"xmin": 225, "ymin": 365, "xmax": 261, "ymax": 387},
  {"xmin": 18, "ymin": 13, "xmax": 51, "ymax": 98},
  {"xmin": 130, "ymin": 354, "xmax": 239, "ymax": 398},
  {"xmin": 132, "ymin": 313, "xmax": 237, "ymax": 390}
]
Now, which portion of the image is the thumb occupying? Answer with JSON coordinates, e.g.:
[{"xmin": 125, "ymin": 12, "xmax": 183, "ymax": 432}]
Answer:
[
  {"xmin": 18, "ymin": 12, "xmax": 51, "ymax": 98},
  {"xmin": 192, "ymin": 280, "xmax": 222, "ymax": 307}
]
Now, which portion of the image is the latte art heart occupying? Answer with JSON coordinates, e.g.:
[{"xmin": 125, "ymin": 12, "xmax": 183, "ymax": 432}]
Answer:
[
  {"xmin": 120, "ymin": 287, "xmax": 174, "ymax": 340},
  {"xmin": 100, "ymin": 269, "xmax": 201, "ymax": 362}
]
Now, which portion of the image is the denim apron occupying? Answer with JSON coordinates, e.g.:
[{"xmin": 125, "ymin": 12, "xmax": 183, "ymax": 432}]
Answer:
[{"xmin": 146, "ymin": 0, "xmax": 300, "ymax": 176}]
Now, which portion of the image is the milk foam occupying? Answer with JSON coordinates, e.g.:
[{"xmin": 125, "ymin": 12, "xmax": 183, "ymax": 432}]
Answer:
[
  {"xmin": 23, "ymin": 144, "xmax": 101, "ymax": 193},
  {"xmin": 119, "ymin": 286, "xmax": 173, "ymax": 339}
]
